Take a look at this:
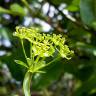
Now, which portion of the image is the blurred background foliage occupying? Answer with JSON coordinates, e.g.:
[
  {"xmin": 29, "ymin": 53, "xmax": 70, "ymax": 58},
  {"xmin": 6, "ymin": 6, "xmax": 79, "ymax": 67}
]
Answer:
[{"xmin": 0, "ymin": 0, "xmax": 96, "ymax": 96}]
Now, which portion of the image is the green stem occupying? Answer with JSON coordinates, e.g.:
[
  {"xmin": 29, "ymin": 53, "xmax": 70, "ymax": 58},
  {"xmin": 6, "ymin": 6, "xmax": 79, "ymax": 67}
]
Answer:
[
  {"xmin": 23, "ymin": 71, "xmax": 32, "ymax": 96},
  {"xmin": 21, "ymin": 40, "xmax": 27, "ymax": 59},
  {"xmin": 30, "ymin": 43, "xmax": 32, "ymax": 60},
  {"xmin": 21, "ymin": 40, "xmax": 29, "ymax": 66},
  {"xmin": 21, "ymin": 0, "xmax": 33, "ymax": 16},
  {"xmin": 35, "ymin": 56, "xmax": 40, "ymax": 63},
  {"xmin": 0, "ymin": 7, "xmax": 17, "ymax": 15},
  {"xmin": 46, "ymin": 55, "xmax": 61, "ymax": 67},
  {"xmin": 22, "ymin": 0, "xmax": 30, "ymax": 9}
]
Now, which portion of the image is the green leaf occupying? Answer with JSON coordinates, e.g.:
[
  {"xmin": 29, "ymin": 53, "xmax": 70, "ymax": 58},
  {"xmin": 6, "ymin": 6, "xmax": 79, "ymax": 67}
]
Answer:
[
  {"xmin": 66, "ymin": 0, "xmax": 80, "ymax": 12},
  {"xmin": 74, "ymin": 72, "xmax": 96, "ymax": 96},
  {"xmin": 66, "ymin": 5, "xmax": 79, "ymax": 12},
  {"xmin": 0, "ymin": 27, "xmax": 11, "ymax": 40},
  {"xmin": 50, "ymin": 0, "xmax": 72, "ymax": 5},
  {"xmin": 80, "ymin": 0, "xmax": 96, "ymax": 29},
  {"xmin": 10, "ymin": 3, "xmax": 25, "ymax": 16},
  {"xmin": 92, "ymin": 21, "xmax": 96, "ymax": 30},
  {"xmin": 76, "ymin": 42, "xmax": 96, "ymax": 56},
  {"xmin": 15, "ymin": 60, "xmax": 28, "ymax": 68}
]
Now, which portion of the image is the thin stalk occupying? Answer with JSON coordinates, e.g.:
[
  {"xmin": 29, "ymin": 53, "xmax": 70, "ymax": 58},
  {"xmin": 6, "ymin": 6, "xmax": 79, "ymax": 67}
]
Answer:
[
  {"xmin": 21, "ymin": 40, "xmax": 27, "ymax": 59},
  {"xmin": 23, "ymin": 71, "xmax": 32, "ymax": 96},
  {"xmin": 21, "ymin": 0, "xmax": 33, "ymax": 16},
  {"xmin": 35, "ymin": 56, "xmax": 40, "ymax": 63},
  {"xmin": 21, "ymin": 40, "xmax": 29, "ymax": 65},
  {"xmin": 0, "ymin": 7, "xmax": 18, "ymax": 15},
  {"xmin": 21, "ymin": 0, "xmax": 30, "ymax": 9},
  {"xmin": 30, "ymin": 43, "xmax": 33, "ymax": 60},
  {"xmin": 46, "ymin": 56, "xmax": 61, "ymax": 67}
]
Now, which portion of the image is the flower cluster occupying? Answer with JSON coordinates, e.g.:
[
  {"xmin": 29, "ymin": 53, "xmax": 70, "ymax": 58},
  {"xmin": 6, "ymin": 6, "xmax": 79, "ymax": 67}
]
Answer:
[{"xmin": 14, "ymin": 26, "xmax": 73, "ymax": 59}]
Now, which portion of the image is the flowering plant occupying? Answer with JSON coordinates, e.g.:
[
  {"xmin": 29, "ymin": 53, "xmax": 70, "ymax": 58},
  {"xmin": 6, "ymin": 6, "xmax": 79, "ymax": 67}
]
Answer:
[{"xmin": 13, "ymin": 26, "xmax": 73, "ymax": 96}]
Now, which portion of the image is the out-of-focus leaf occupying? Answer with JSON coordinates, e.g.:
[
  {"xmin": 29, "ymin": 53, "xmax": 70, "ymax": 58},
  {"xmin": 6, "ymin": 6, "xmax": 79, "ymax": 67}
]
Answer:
[
  {"xmin": 63, "ymin": 56, "xmax": 95, "ymax": 81},
  {"xmin": 76, "ymin": 42, "xmax": 96, "ymax": 56},
  {"xmin": 10, "ymin": 3, "xmax": 25, "ymax": 16},
  {"xmin": 92, "ymin": 21, "xmax": 96, "ymax": 30},
  {"xmin": 80, "ymin": 0, "xmax": 96, "ymax": 29},
  {"xmin": 0, "ymin": 7, "xmax": 11, "ymax": 14},
  {"xmin": 0, "ymin": 87, "xmax": 7, "ymax": 95},
  {"xmin": 0, "ymin": 27, "xmax": 11, "ymax": 40},
  {"xmin": 66, "ymin": 5, "xmax": 79, "ymax": 12},
  {"xmin": 68, "ymin": 24, "xmax": 92, "ymax": 43},
  {"xmin": 66, "ymin": 0, "xmax": 80, "ymax": 12},
  {"xmin": 76, "ymin": 65, "xmax": 94, "ymax": 81},
  {"xmin": 74, "ymin": 72, "xmax": 96, "ymax": 96},
  {"xmin": 49, "ymin": 0, "xmax": 72, "ymax": 6}
]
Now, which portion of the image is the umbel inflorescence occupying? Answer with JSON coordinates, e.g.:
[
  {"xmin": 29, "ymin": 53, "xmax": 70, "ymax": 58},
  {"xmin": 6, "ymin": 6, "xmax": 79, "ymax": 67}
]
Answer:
[{"xmin": 14, "ymin": 27, "xmax": 73, "ymax": 59}]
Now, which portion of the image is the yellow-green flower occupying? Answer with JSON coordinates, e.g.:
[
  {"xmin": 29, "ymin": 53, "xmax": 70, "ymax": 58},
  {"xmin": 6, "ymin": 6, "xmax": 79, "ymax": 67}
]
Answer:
[{"xmin": 14, "ymin": 26, "xmax": 73, "ymax": 58}]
